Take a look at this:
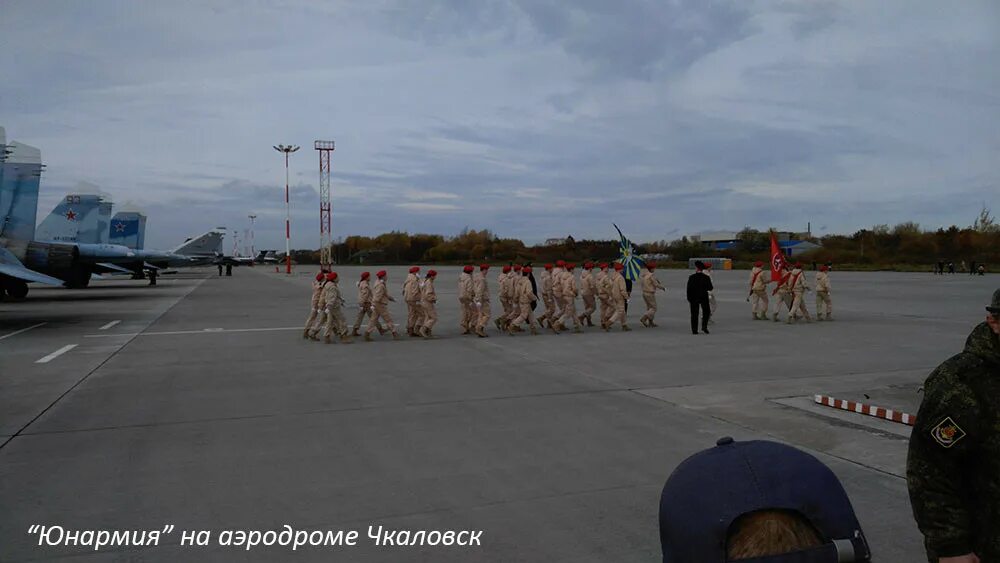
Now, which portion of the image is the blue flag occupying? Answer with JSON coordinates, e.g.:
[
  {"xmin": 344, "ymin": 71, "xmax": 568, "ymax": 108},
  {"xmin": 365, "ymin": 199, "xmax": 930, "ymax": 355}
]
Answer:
[{"xmin": 614, "ymin": 224, "xmax": 645, "ymax": 281}]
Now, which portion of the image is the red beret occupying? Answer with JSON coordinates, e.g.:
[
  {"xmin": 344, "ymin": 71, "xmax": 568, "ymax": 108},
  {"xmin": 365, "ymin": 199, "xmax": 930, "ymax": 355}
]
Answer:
[
  {"xmin": 315, "ymin": 272, "xmax": 324, "ymax": 281},
  {"xmin": 514, "ymin": 264, "xmax": 523, "ymax": 271},
  {"xmin": 647, "ymin": 262, "xmax": 657, "ymax": 269},
  {"xmin": 599, "ymin": 262, "xmax": 608, "ymax": 269},
  {"xmin": 361, "ymin": 272, "xmax": 370, "ymax": 280},
  {"xmin": 325, "ymin": 272, "xmax": 338, "ymax": 281},
  {"xmin": 409, "ymin": 266, "xmax": 420, "ymax": 274},
  {"xmin": 794, "ymin": 262, "xmax": 802, "ymax": 268},
  {"xmin": 463, "ymin": 265, "xmax": 474, "ymax": 273},
  {"xmin": 556, "ymin": 260, "xmax": 566, "ymax": 267},
  {"xmin": 502, "ymin": 265, "xmax": 511, "ymax": 273},
  {"xmin": 522, "ymin": 266, "xmax": 532, "ymax": 273},
  {"xmin": 705, "ymin": 263, "xmax": 713, "ymax": 268},
  {"xmin": 566, "ymin": 263, "xmax": 576, "ymax": 270},
  {"xmin": 544, "ymin": 263, "xmax": 553, "ymax": 270},
  {"xmin": 584, "ymin": 262, "xmax": 593, "ymax": 269},
  {"xmin": 480, "ymin": 264, "xmax": 490, "ymax": 270},
  {"xmin": 427, "ymin": 270, "xmax": 437, "ymax": 277},
  {"xmin": 376, "ymin": 270, "xmax": 386, "ymax": 278},
  {"xmin": 754, "ymin": 261, "xmax": 763, "ymax": 267},
  {"xmin": 820, "ymin": 265, "xmax": 829, "ymax": 272},
  {"xmin": 614, "ymin": 263, "xmax": 624, "ymax": 271}
]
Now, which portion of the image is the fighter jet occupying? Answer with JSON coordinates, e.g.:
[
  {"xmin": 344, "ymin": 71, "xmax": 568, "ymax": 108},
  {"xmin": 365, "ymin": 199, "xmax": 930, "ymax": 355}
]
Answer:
[{"xmin": 0, "ymin": 127, "xmax": 185, "ymax": 298}]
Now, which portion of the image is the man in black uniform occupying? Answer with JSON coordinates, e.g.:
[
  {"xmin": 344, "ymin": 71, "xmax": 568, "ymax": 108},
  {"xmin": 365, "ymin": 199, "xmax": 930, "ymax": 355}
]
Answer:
[
  {"xmin": 147, "ymin": 268, "xmax": 157, "ymax": 286},
  {"xmin": 686, "ymin": 261, "xmax": 713, "ymax": 335}
]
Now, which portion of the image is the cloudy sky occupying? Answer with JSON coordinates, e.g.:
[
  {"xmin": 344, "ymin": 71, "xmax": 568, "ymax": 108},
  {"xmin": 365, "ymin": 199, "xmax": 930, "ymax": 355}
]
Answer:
[{"xmin": 2, "ymin": 0, "xmax": 998, "ymax": 250}]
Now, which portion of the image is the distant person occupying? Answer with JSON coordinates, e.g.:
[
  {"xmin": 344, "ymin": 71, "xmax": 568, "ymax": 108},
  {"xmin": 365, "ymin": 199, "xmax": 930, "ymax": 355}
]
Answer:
[
  {"xmin": 660, "ymin": 437, "xmax": 871, "ymax": 562},
  {"xmin": 937, "ymin": 260, "xmax": 945, "ymax": 275},
  {"xmin": 948, "ymin": 261, "xmax": 955, "ymax": 274},
  {"xmin": 538, "ymin": 264, "xmax": 557, "ymax": 329},
  {"xmin": 352, "ymin": 272, "xmax": 383, "ymax": 337},
  {"xmin": 772, "ymin": 264, "xmax": 794, "ymax": 322},
  {"xmin": 458, "ymin": 265, "xmax": 475, "ymax": 335},
  {"xmin": 686, "ymin": 261, "xmax": 713, "ymax": 334},
  {"xmin": 318, "ymin": 272, "xmax": 350, "ymax": 344},
  {"xmin": 907, "ymin": 288, "xmax": 1000, "ymax": 563},
  {"xmin": 147, "ymin": 268, "xmax": 157, "ymax": 286},
  {"xmin": 815, "ymin": 265, "xmax": 833, "ymax": 321},
  {"xmin": 217, "ymin": 263, "xmax": 223, "ymax": 276},
  {"xmin": 607, "ymin": 262, "xmax": 631, "ymax": 331},
  {"xmin": 970, "ymin": 261, "xmax": 977, "ymax": 276},
  {"xmin": 496, "ymin": 265, "xmax": 515, "ymax": 332},
  {"xmin": 225, "ymin": 263, "xmax": 232, "ymax": 276},
  {"xmin": 303, "ymin": 272, "xmax": 325, "ymax": 339},
  {"xmin": 403, "ymin": 266, "xmax": 422, "ymax": 337},
  {"xmin": 508, "ymin": 266, "xmax": 539, "ymax": 335},
  {"xmin": 978, "ymin": 264, "xmax": 986, "ymax": 276},
  {"xmin": 579, "ymin": 262, "xmax": 597, "ymax": 328},
  {"xmin": 788, "ymin": 262, "xmax": 812, "ymax": 324},
  {"xmin": 748, "ymin": 260, "xmax": 769, "ymax": 320},
  {"xmin": 703, "ymin": 262, "xmax": 717, "ymax": 324},
  {"xmin": 597, "ymin": 263, "xmax": 613, "ymax": 329},
  {"xmin": 638, "ymin": 262, "xmax": 665, "ymax": 328},
  {"xmin": 364, "ymin": 270, "xmax": 399, "ymax": 341},
  {"xmin": 419, "ymin": 270, "xmax": 438, "ymax": 338},
  {"xmin": 473, "ymin": 264, "xmax": 491, "ymax": 337},
  {"xmin": 556, "ymin": 262, "xmax": 583, "ymax": 333}
]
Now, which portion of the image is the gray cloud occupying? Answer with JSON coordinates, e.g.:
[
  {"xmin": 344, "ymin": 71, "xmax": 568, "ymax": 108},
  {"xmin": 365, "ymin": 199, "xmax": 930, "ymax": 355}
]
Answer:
[{"xmin": 2, "ymin": 0, "xmax": 997, "ymax": 250}]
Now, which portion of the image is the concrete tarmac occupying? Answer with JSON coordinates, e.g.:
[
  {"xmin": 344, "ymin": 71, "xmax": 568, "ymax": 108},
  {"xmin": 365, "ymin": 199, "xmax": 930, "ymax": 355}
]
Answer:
[{"xmin": 1, "ymin": 266, "xmax": 996, "ymax": 561}]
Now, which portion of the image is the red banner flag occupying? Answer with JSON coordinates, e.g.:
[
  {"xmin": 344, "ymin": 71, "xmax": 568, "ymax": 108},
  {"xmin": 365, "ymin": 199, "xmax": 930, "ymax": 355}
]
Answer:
[{"xmin": 770, "ymin": 232, "xmax": 786, "ymax": 281}]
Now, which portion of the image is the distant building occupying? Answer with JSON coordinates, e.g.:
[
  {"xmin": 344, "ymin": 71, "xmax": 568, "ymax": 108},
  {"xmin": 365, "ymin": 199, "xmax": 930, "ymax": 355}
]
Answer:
[
  {"xmin": 544, "ymin": 237, "xmax": 569, "ymax": 246},
  {"xmin": 690, "ymin": 230, "xmax": 815, "ymax": 252}
]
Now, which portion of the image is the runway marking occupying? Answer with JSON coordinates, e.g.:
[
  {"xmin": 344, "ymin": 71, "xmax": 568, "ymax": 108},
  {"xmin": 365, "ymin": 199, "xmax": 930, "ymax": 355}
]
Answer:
[
  {"xmin": 36, "ymin": 344, "xmax": 78, "ymax": 364},
  {"xmin": 0, "ymin": 322, "xmax": 46, "ymax": 341},
  {"xmin": 84, "ymin": 326, "xmax": 302, "ymax": 338},
  {"xmin": 99, "ymin": 320, "xmax": 121, "ymax": 330}
]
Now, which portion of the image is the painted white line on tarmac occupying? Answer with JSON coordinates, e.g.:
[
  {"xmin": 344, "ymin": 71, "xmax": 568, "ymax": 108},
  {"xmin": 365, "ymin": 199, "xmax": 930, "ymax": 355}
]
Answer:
[
  {"xmin": 0, "ymin": 322, "xmax": 47, "ymax": 342},
  {"xmin": 99, "ymin": 320, "xmax": 121, "ymax": 330},
  {"xmin": 36, "ymin": 344, "xmax": 78, "ymax": 364},
  {"xmin": 84, "ymin": 326, "xmax": 302, "ymax": 338}
]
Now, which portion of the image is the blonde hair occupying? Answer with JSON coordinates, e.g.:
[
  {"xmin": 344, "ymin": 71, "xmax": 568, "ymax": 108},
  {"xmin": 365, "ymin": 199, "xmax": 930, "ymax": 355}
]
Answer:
[{"xmin": 727, "ymin": 510, "xmax": 823, "ymax": 561}]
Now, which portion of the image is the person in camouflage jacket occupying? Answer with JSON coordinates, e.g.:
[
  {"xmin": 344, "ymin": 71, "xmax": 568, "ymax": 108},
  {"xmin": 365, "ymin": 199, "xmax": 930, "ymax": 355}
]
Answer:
[{"xmin": 907, "ymin": 288, "xmax": 1000, "ymax": 562}]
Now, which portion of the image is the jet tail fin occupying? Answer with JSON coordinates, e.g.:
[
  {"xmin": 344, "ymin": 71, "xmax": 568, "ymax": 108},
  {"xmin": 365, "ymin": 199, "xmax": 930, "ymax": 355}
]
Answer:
[
  {"xmin": 36, "ymin": 194, "xmax": 111, "ymax": 244},
  {"xmin": 109, "ymin": 212, "xmax": 146, "ymax": 249},
  {"xmin": 171, "ymin": 230, "xmax": 224, "ymax": 257},
  {"xmin": 0, "ymin": 137, "xmax": 43, "ymax": 241}
]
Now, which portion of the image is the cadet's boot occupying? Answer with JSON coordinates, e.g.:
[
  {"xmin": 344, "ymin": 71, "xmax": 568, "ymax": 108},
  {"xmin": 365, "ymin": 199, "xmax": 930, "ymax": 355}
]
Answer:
[
  {"xmin": 364, "ymin": 333, "xmax": 373, "ymax": 342},
  {"xmin": 772, "ymin": 313, "xmax": 779, "ymax": 322},
  {"xmin": 392, "ymin": 332, "xmax": 400, "ymax": 340},
  {"xmin": 650, "ymin": 321, "xmax": 658, "ymax": 327},
  {"xmin": 550, "ymin": 322, "xmax": 561, "ymax": 334},
  {"xmin": 377, "ymin": 326, "xmax": 387, "ymax": 336},
  {"xmin": 621, "ymin": 325, "xmax": 632, "ymax": 332},
  {"xmin": 309, "ymin": 333, "xmax": 320, "ymax": 341},
  {"xmin": 494, "ymin": 318, "xmax": 503, "ymax": 331},
  {"xmin": 586, "ymin": 317, "xmax": 594, "ymax": 327},
  {"xmin": 352, "ymin": 327, "xmax": 360, "ymax": 337},
  {"xmin": 323, "ymin": 334, "xmax": 333, "ymax": 344},
  {"xmin": 476, "ymin": 327, "xmax": 487, "ymax": 338},
  {"xmin": 530, "ymin": 326, "xmax": 539, "ymax": 335},
  {"xmin": 826, "ymin": 314, "xmax": 832, "ymax": 321},
  {"xmin": 302, "ymin": 328, "xmax": 310, "ymax": 339}
]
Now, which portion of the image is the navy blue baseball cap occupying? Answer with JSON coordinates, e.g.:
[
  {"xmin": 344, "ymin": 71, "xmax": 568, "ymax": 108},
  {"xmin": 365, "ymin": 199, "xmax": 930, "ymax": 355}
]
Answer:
[{"xmin": 659, "ymin": 438, "xmax": 870, "ymax": 563}]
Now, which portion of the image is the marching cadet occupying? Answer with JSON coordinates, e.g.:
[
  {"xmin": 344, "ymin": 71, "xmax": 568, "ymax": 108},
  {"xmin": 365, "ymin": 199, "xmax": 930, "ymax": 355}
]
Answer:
[
  {"xmin": 458, "ymin": 265, "xmax": 475, "ymax": 334},
  {"xmin": 551, "ymin": 260, "xmax": 566, "ymax": 323},
  {"xmin": 508, "ymin": 266, "xmax": 539, "ymax": 335},
  {"xmin": 771, "ymin": 265, "xmax": 793, "ymax": 322},
  {"xmin": 538, "ymin": 264, "xmax": 557, "ymax": 328},
  {"xmin": 419, "ymin": 270, "xmax": 438, "ymax": 338},
  {"xmin": 815, "ymin": 265, "xmax": 832, "ymax": 321},
  {"xmin": 687, "ymin": 261, "xmax": 713, "ymax": 334},
  {"xmin": 597, "ymin": 262, "xmax": 612, "ymax": 329},
  {"xmin": 787, "ymin": 262, "xmax": 812, "ymax": 323},
  {"xmin": 365, "ymin": 270, "xmax": 399, "ymax": 341},
  {"xmin": 496, "ymin": 265, "xmax": 513, "ymax": 332},
  {"xmin": 473, "ymin": 264, "xmax": 491, "ymax": 337},
  {"xmin": 579, "ymin": 262, "xmax": 597, "ymax": 327},
  {"xmin": 704, "ymin": 262, "xmax": 717, "ymax": 324},
  {"xmin": 607, "ymin": 262, "xmax": 631, "ymax": 331},
  {"xmin": 557, "ymin": 263, "xmax": 583, "ymax": 333},
  {"xmin": 353, "ymin": 272, "xmax": 383, "ymax": 336},
  {"xmin": 907, "ymin": 289, "xmax": 1000, "ymax": 562},
  {"xmin": 303, "ymin": 272, "xmax": 326, "ymax": 338},
  {"xmin": 748, "ymin": 261, "xmax": 769, "ymax": 320},
  {"xmin": 403, "ymin": 266, "xmax": 423, "ymax": 337},
  {"xmin": 318, "ymin": 272, "xmax": 351, "ymax": 344},
  {"xmin": 500, "ymin": 265, "xmax": 524, "ymax": 330},
  {"xmin": 639, "ymin": 262, "xmax": 665, "ymax": 327}
]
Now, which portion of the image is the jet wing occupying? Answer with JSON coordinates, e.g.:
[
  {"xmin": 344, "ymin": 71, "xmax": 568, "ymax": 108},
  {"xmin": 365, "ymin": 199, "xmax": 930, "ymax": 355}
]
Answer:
[{"xmin": 0, "ymin": 248, "xmax": 64, "ymax": 285}]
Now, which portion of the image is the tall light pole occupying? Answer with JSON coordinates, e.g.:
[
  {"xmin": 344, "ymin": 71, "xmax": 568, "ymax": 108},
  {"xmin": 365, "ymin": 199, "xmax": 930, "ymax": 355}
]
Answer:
[
  {"xmin": 248, "ymin": 214, "xmax": 256, "ymax": 264},
  {"xmin": 273, "ymin": 144, "xmax": 299, "ymax": 274}
]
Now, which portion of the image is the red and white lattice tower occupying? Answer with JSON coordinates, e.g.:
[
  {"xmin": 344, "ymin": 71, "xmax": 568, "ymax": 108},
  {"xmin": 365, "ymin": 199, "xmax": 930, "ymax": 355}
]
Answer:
[{"xmin": 314, "ymin": 140, "xmax": 335, "ymax": 267}]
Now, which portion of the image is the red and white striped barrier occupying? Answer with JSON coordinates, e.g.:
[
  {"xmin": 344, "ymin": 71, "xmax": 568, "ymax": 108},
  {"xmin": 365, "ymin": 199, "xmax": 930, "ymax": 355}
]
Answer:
[{"xmin": 813, "ymin": 394, "xmax": 916, "ymax": 426}]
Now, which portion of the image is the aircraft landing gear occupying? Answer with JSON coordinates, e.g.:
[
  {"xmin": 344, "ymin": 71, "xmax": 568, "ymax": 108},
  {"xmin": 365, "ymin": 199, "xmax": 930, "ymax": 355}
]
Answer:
[{"xmin": 0, "ymin": 278, "xmax": 29, "ymax": 301}]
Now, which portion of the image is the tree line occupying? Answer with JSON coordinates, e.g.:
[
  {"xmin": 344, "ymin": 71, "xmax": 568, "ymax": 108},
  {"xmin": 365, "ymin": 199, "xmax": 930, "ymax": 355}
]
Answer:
[{"xmin": 288, "ymin": 208, "xmax": 1000, "ymax": 269}]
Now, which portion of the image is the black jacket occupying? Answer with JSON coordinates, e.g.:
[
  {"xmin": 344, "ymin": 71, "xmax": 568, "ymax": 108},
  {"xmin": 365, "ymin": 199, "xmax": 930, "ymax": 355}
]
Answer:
[{"xmin": 686, "ymin": 272, "xmax": 713, "ymax": 302}]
